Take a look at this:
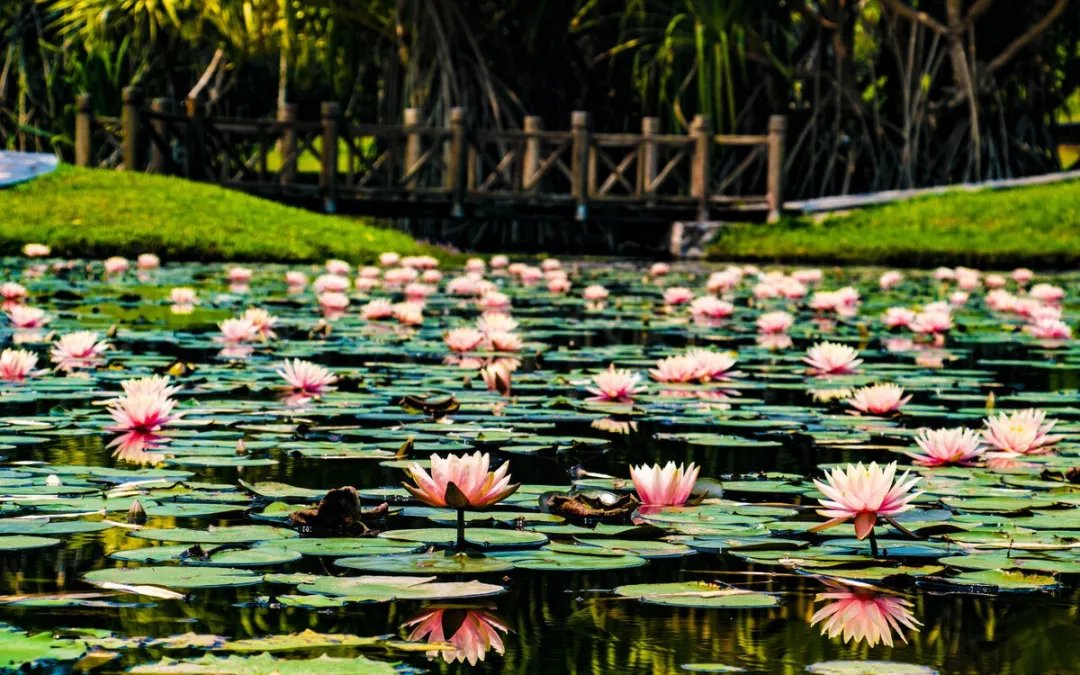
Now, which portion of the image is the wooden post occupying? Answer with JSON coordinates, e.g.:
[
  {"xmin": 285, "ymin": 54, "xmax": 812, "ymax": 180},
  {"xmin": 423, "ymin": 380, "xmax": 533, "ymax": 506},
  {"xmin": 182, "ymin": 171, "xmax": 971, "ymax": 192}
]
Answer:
[
  {"xmin": 184, "ymin": 96, "xmax": 204, "ymax": 180},
  {"xmin": 75, "ymin": 94, "xmax": 92, "ymax": 167},
  {"xmin": 278, "ymin": 103, "xmax": 298, "ymax": 187},
  {"xmin": 690, "ymin": 114, "xmax": 711, "ymax": 222},
  {"xmin": 447, "ymin": 107, "xmax": 467, "ymax": 216},
  {"xmin": 148, "ymin": 98, "xmax": 170, "ymax": 174},
  {"xmin": 320, "ymin": 101, "xmax": 340, "ymax": 213},
  {"xmin": 571, "ymin": 111, "xmax": 589, "ymax": 221},
  {"xmin": 766, "ymin": 114, "xmax": 787, "ymax": 223},
  {"xmin": 639, "ymin": 116, "xmax": 659, "ymax": 199},
  {"xmin": 121, "ymin": 87, "xmax": 140, "ymax": 171},
  {"xmin": 522, "ymin": 115, "xmax": 541, "ymax": 191},
  {"xmin": 403, "ymin": 107, "xmax": 421, "ymax": 191}
]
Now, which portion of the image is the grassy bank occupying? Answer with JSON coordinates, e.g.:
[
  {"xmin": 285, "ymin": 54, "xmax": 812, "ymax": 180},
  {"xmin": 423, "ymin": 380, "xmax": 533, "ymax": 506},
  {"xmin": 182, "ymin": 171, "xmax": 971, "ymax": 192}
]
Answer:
[
  {"xmin": 0, "ymin": 165, "xmax": 448, "ymax": 264},
  {"xmin": 708, "ymin": 179, "xmax": 1080, "ymax": 268}
]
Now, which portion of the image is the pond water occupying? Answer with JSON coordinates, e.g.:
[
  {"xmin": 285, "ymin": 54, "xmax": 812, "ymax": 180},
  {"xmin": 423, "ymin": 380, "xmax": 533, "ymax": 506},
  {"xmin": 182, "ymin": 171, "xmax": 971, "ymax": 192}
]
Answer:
[{"xmin": 0, "ymin": 255, "xmax": 1077, "ymax": 674}]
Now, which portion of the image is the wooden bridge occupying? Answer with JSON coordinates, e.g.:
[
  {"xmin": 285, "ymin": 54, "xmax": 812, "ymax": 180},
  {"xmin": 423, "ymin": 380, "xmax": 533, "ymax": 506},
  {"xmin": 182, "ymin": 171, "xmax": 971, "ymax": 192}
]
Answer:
[{"xmin": 74, "ymin": 89, "xmax": 786, "ymax": 224}]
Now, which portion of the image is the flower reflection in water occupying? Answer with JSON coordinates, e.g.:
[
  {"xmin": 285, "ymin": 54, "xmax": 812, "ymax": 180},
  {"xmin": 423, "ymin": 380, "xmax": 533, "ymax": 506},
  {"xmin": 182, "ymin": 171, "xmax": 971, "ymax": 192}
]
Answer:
[
  {"xmin": 810, "ymin": 585, "xmax": 921, "ymax": 648},
  {"xmin": 403, "ymin": 607, "xmax": 509, "ymax": 665},
  {"xmin": 108, "ymin": 432, "xmax": 169, "ymax": 466}
]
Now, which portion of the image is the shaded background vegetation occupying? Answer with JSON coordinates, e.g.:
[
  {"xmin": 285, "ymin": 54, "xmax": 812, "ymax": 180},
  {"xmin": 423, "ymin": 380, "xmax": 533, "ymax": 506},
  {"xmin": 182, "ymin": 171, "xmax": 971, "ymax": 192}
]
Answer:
[{"xmin": 2, "ymin": 0, "xmax": 1078, "ymax": 198}]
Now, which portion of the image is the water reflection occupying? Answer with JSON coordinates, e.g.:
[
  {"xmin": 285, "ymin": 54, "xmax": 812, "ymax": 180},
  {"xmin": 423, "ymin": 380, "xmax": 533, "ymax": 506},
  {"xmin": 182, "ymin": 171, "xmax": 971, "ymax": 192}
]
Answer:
[
  {"xmin": 810, "ymin": 583, "xmax": 921, "ymax": 648},
  {"xmin": 108, "ymin": 432, "xmax": 169, "ymax": 465},
  {"xmin": 402, "ymin": 607, "xmax": 509, "ymax": 666}
]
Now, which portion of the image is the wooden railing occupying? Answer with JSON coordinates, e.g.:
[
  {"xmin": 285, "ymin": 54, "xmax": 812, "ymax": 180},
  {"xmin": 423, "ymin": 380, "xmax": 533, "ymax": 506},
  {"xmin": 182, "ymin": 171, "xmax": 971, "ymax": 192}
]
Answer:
[{"xmin": 75, "ymin": 89, "xmax": 787, "ymax": 222}]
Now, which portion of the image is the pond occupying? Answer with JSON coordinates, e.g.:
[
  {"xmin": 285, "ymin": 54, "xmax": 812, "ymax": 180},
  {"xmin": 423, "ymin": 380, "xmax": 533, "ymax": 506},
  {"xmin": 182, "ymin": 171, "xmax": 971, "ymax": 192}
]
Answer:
[{"xmin": 0, "ymin": 252, "xmax": 1077, "ymax": 674}]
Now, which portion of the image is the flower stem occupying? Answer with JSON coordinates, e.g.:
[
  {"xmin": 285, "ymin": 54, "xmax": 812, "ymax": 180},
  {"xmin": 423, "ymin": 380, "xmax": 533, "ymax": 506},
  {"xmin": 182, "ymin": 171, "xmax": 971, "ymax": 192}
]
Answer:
[
  {"xmin": 456, "ymin": 507, "xmax": 466, "ymax": 552},
  {"xmin": 869, "ymin": 527, "xmax": 879, "ymax": 558}
]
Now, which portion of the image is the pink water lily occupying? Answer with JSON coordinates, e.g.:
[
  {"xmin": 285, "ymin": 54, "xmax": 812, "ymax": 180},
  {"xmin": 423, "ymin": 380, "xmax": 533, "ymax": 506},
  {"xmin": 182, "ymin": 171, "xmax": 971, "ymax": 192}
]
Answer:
[
  {"xmin": 586, "ymin": 365, "xmax": 645, "ymax": 403},
  {"xmin": 813, "ymin": 462, "xmax": 921, "ymax": 541},
  {"xmin": 170, "ymin": 287, "xmax": 197, "ymax": 305},
  {"xmin": 757, "ymin": 311, "xmax": 793, "ymax": 334},
  {"xmin": 804, "ymin": 342, "xmax": 862, "ymax": 375},
  {"xmin": 393, "ymin": 302, "xmax": 424, "ymax": 325},
  {"xmin": 663, "ymin": 287, "xmax": 694, "ymax": 305},
  {"xmin": 0, "ymin": 348, "xmax": 43, "ymax": 382},
  {"xmin": 277, "ymin": 359, "xmax": 337, "ymax": 394},
  {"xmin": 227, "ymin": 267, "xmax": 253, "ymax": 283},
  {"xmin": 313, "ymin": 273, "xmax": 349, "ymax": 294},
  {"xmin": 690, "ymin": 296, "xmax": 734, "ymax": 320},
  {"xmin": 361, "ymin": 299, "xmax": 393, "ymax": 320},
  {"xmin": 649, "ymin": 355, "xmax": 701, "ymax": 383},
  {"xmin": 285, "ymin": 271, "xmax": 308, "ymax": 287},
  {"xmin": 23, "ymin": 243, "xmax": 50, "ymax": 257},
  {"xmin": 907, "ymin": 427, "xmax": 984, "ymax": 466},
  {"xmin": 136, "ymin": 253, "xmax": 160, "ymax": 270},
  {"xmin": 1025, "ymin": 318, "xmax": 1071, "ymax": 340},
  {"xmin": 882, "ymin": 307, "xmax": 915, "ymax": 329},
  {"xmin": 0, "ymin": 282, "xmax": 28, "ymax": 307},
  {"xmin": 847, "ymin": 383, "xmax": 911, "ymax": 415},
  {"xmin": 403, "ymin": 452, "xmax": 519, "ymax": 508},
  {"xmin": 630, "ymin": 461, "xmax": 699, "ymax": 506},
  {"xmin": 217, "ymin": 317, "xmax": 258, "ymax": 343},
  {"xmin": 107, "ymin": 390, "xmax": 179, "ymax": 433},
  {"xmin": 445, "ymin": 328, "xmax": 485, "ymax": 353},
  {"xmin": 649, "ymin": 262, "xmax": 670, "ymax": 277},
  {"xmin": 686, "ymin": 348, "xmax": 741, "ymax": 381},
  {"xmin": 486, "ymin": 331, "xmax": 522, "ymax": 352},
  {"xmin": 104, "ymin": 257, "xmax": 129, "ymax": 275},
  {"xmin": 982, "ymin": 408, "xmax": 1061, "ymax": 456},
  {"xmin": 476, "ymin": 314, "xmax": 518, "ymax": 334},
  {"xmin": 243, "ymin": 308, "xmax": 278, "ymax": 339},
  {"xmin": 583, "ymin": 285, "xmax": 609, "ymax": 302},
  {"xmin": 6, "ymin": 305, "xmax": 50, "ymax": 329},
  {"xmin": 811, "ymin": 588, "xmax": 921, "ymax": 648},
  {"xmin": 50, "ymin": 331, "xmax": 109, "ymax": 371},
  {"xmin": 879, "ymin": 270, "xmax": 904, "ymax": 290}
]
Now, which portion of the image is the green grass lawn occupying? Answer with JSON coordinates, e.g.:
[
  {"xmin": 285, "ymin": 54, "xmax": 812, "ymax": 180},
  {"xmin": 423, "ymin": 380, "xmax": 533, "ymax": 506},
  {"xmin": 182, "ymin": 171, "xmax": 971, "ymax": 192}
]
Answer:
[
  {"xmin": 708, "ymin": 180, "xmax": 1080, "ymax": 268},
  {"xmin": 0, "ymin": 164, "xmax": 448, "ymax": 264}
]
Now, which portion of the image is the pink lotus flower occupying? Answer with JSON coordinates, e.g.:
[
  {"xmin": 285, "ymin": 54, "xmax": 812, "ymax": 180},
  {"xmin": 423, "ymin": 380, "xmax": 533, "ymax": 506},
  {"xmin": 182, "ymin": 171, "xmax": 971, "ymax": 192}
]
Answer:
[
  {"xmin": 445, "ymin": 328, "xmax": 485, "ymax": 353},
  {"xmin": 949, "ymin": 291, "xmax": 969, "ymax": 306},
  {"xmin": 243, "ymin": 308, "xmax": 278, "ymax": 339},
  {"xmin": 933, "ymin": 266, "xmax": 955, "ymax": 281},
  {"xmin": 313, "ymin": 274, "xmax": 349, "ymax": 294},
  {"xmin": 1025, "ymin": 318, "xmax": 1071, "ymax": 340},
  {"xmin": 379, "ymin": 252, "xmax": 401, "ymax": 266},
  {"xmin": 476, "ymin": 313, "xmax": 519, "ymax": 334},
  {"xmin": 813, "ymin": 461, "xmax": 921, "ymax": 540},
  {"xmin": 650, "ymin": 355, "xmax": 701, "ymax": 383},
  {"xmin": 690, "ymin": 296, "xmax": 734, "ymax": 320},
  {"xmin": 465, "ymin": 257, "xmax": 486, "ymax": 273},
  {"xmin": 403, "ymin": 255, "xmax": 439, "ymax": 270},
  {"xmin": 649, "ymin": 262, "xmax": 670, "ymax": 277},
  {"xmin": 479, "ymin": 361, "xmax": 513, "ymax": 396},
  {"xmin": 663, "ymin": 287, "xmax": 694, "ymax": 305},
  {"xmin": 587, "ymin": 365, "xmax": 645, "ymax": 403},
  {"xmin": 1030, "ymin": 283, "xmax": 1065, "ymax": 304},
  {"xmin": 403, "ymin": 452, "xmax": 519, "ymax": 508},
  {"xmin": 404, "ymin": 608, "xmax": 508, "ymax": 666},
  {"xmin": 879, "ymin": 270, "xmax": 904, "ymax": 290},
  {"xmin": 955, "ymin": 267, "xmax": 980, "ymax": 291},
  {"xmin": 548, "ymin": 277, "xmax": 572, "ymax": 294},
  {"xmin": 318, "ymin": 291, "xmax": 350, "ymax": 313},
  {"xmin": 0, "ymin": 348, "xmax": 42, "ymax": 382},
  {"xmin": 227, "ymin": 267, "xmax": 253, "ymax": 283},
  {"xmin": 753, "ymin": 281, "xmax": 779, "ymax": 300},
  {"xmin": 479, "ymin": 292, "xmax": 511, "ymax": 312},
  {"xmin": 487, "ymin": 331, "xmax": 522, "ymax": 352},
  {"xmin": 107, "ymin": 391, "xmax": 179, "ymax": 433},
  {"xmin": 277, "ymin": 359, "xmax": 337, "ymax": 394},
  {"xmin": 6, "ymin": 305, "xmax": 50, "ymax": 329},
  {"xmin": 50, "ymin": 331, "xmax": 109, "ymax": 371},
  {"xmin": 793, "ymin": 268, "xmax": 822, "ymax": 284},
  {"xmin": 520, "ymin": 266, "xmax": 544, "ymax": 285},
  {"xmin": 630, "ymin": 461, "xmax": 699, "ymax": 506},
  {"xmin": 23, "ymin": 243, "xmax": 50, "ymax": 258},
  {"xmin": 120, "ymin": 375, "xmax": 179, "ymax": 399},
  {"xmin": 907, "ymin": 427, "xmax": 984, "ymax": 466},
  {"xmin": 910, "ymin": 309, "xmax": 952, "ymax": 335},
  {"xmin": 354, "ymin": 277, "xmax": 380, "ymax": 293},
  {"xmin": 393, "ymin": 302, "xmax": 424, "ymax": 325},
  {"xmin": 137, "ymin": 253, "xmax": 160, "ymax": 270},
  {"xmin": 757, "ymin": 311, "xmax": 793, "ymax": 334},
  {"xmin": 384, "ymin": 267, "xmax": 418, "ymax": 285},
  {"xmin": 490, "ymin": 255, "xmax": 509, "ymax": 269},
  {"xmin": 1011, "ymin": 267, "xmax": 1033, "ymax": 285},
  {"xmin": 882, "ymin": 307, "xmax": 916, "ymax": 329},
  {"xmin": 447, "ymin": 276, "xmax": 481, "ymax": 296},
  {"xmin": 777, "ymin": 277, "xmax": 808, "ymax": 299},
  {"xmin": 405, "ymin": 283, "xmax": 435, "ymax": 301},
  {"xmin": 218, "ymin": 318, "xmax": 258, "ymax": 343},
  {"xmin": 361, "ymin": 299, "xmax": 393, "ymax": 320},
  {"xmin": 687, "ymin": 348, "xmax": 740, "ymax": 381},
  {"xmin": 539, "ymin": 258, "xmax": 560, "ymax": 272},
  {"xmin": 757, "ymin": 334, "xmax": 793, "ymax": 350},
  {"xmin": 811, "ymin": 588, "xmax": 920, "ymax": 648},
  {"xmin": 170, "ymin": 288, "xmax": 197, "ymax": 305},
  {"xmin": 583, "ymin": 285, "xmax": 609, "ymax": 302},
  {"xmin": 359, "ymin": 266, "xmax": 381, "ymax": 279},
  {"xmin": 1, "ymin": 282, "xmax": 27, "ymax": 310},
  {"xmin": 982, "ymin": 409, "xmax": 1062, "ymax": 456},
  {"xmin": 421, "ymin": 269, "xmax": 443, "ymax": 283},
  {"xmin": 325, "ymin": 258, "xmax": 351, "ymax": 275},
  {"xmin": 707, "ymin": 268, "xmax": 742, "ymax": 293},
  {"xmin": 984, "ymin": 274, "xmax": 1006, "ymax": 289},
  {"xmin": 804, "ymin": 342, "xmax": 862, "ymax": 375},
  {"xmin": 847, "ymin": 383, "xmax": 911, "ymax": 415}
]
